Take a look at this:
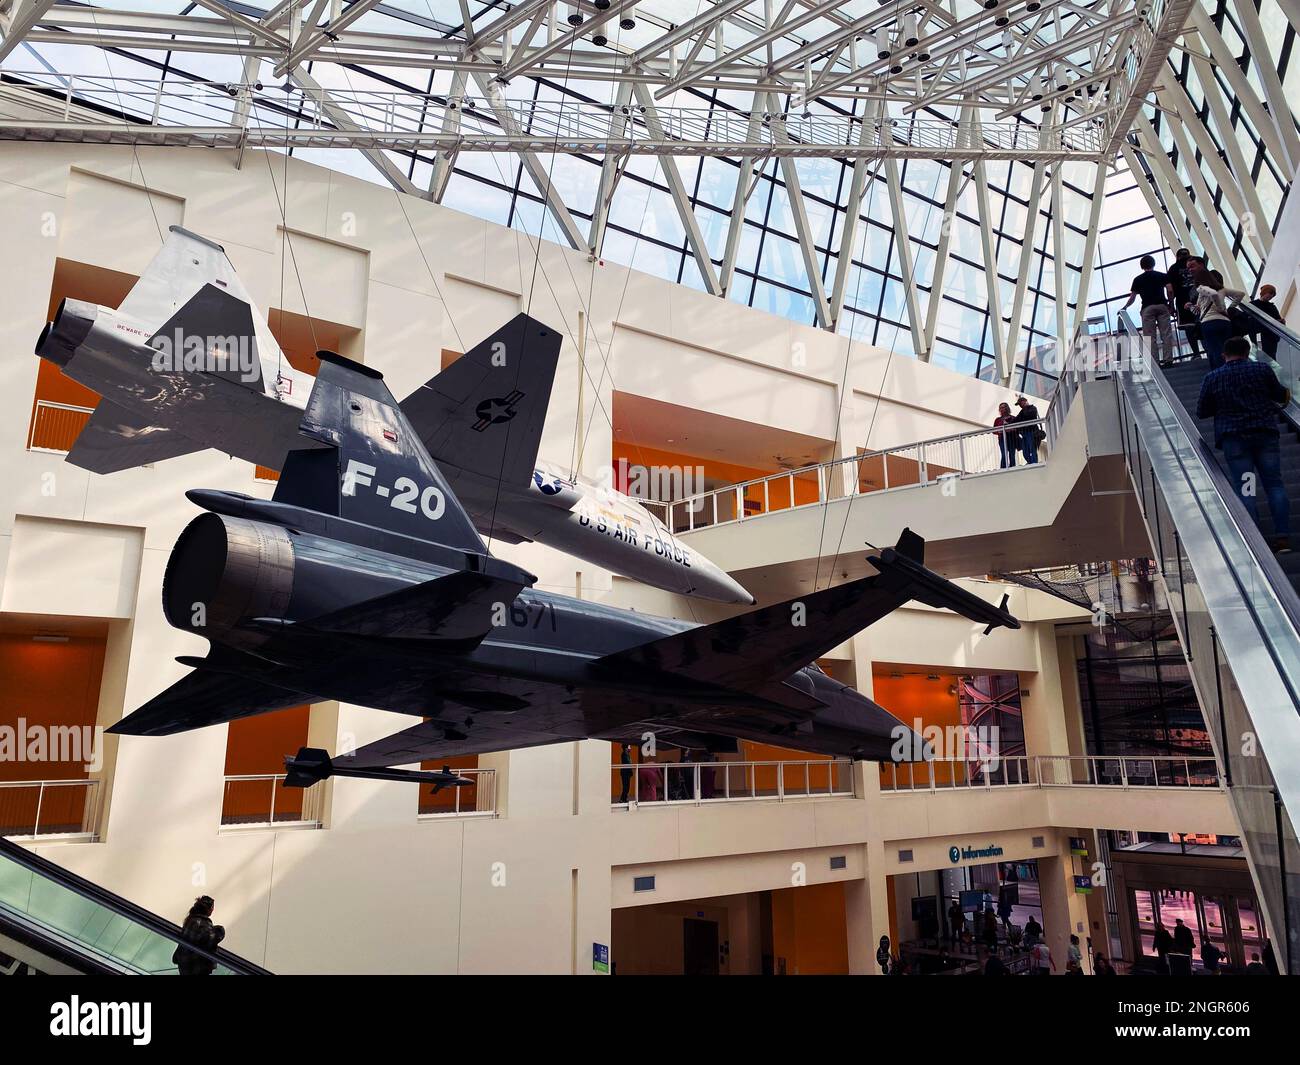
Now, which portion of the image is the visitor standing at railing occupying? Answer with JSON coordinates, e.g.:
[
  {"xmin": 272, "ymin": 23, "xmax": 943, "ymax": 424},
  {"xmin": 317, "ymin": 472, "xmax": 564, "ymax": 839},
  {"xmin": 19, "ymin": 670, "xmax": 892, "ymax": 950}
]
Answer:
[
  {"xmin": 993, "ymin": 402, "xmax": 1019, "ymax": 468},
  {"xmin": 1249, "ymin": 284, "xmax": 1286, "ymax": 362},
  {"xmin": 1012, "ymin": 396, "xmax": 1044, "ymax": 464},
  {"xmin": 1123, "ymin": 255, "xmax": 1176, "ymax": 366},
  {"xmin": 1196, "ymin": 335, "xmax": 1292, "ymax": 553}
]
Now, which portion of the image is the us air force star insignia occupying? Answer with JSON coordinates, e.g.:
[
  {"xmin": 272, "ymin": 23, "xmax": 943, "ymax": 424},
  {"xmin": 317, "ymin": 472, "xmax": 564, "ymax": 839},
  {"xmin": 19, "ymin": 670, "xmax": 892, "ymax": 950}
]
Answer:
[{"xmin": 471, "ymin": 389, "xmax": 525, "ymax": 431}]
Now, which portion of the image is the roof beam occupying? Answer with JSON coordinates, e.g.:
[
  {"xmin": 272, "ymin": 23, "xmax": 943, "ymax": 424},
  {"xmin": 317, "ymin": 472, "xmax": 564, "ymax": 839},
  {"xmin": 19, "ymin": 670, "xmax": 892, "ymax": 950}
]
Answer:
[
  {"xmin": 471, "ymin": 71, "xmax": 586, "ymax": 251},
  {"xmin": 289, "ymin": 66, "xmax": 422, "ymax": 198}
]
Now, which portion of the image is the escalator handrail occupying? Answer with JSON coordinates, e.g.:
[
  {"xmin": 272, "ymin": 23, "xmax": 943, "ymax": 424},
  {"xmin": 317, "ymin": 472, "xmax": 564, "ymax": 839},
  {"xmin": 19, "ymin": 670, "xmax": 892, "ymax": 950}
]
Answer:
[
  {"xmin": 0, "ymin": 835, "xmax": 271, "ymax": 974},
  {"xmin": 1238, "ymin": 300, "xmax": 1300, "ymax": 350},
  {"xmin": 1116, "ymin": 313, "xmax": 1300, "ymax": 695}
]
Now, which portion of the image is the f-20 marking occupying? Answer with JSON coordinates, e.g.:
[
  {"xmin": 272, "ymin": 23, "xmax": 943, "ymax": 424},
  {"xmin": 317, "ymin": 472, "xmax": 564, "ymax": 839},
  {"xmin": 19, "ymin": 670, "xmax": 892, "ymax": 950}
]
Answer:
[{"xmin": 342, "ymin": 459, "xmax": 446, "ymax": 520}]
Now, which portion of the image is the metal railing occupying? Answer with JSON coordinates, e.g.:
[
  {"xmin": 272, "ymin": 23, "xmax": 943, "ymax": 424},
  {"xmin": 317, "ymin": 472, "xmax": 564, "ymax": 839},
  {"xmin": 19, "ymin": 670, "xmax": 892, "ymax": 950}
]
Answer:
[
  {"xmin": 880, "ymin": 756, "xmax": 1036, "ymax": 791},
  {"xmin": 417, "ymin": 768, "xmax": 497, "ymax": 818},
  {"xmin": 0, "ymin": 73, "xmax": 1106, "ymax": 158},
  {"xmin": 879, "ymin": 755, "xmax": 1223, "ymax": 792},
  {"xmin": 1037, "ymin": 755, "xmax": 1221, "ymax": 788},
  {"xmin": 0, "ymin": 779, "xmax": 102, "ymax": 840},
  {"xmin": 611, "ymin": 759, "xmax": 854, "ymax": 806},
  {"xmin": 219, "ymin": 774, "xmax": 324, "ymax": 829},
  {"xmin": 644, "ymin": 418, "xmax": 1050, "ymax": 534},
  {"xmin": 26, "ymin": 399, "xmax": 93, "ymax": 453}
]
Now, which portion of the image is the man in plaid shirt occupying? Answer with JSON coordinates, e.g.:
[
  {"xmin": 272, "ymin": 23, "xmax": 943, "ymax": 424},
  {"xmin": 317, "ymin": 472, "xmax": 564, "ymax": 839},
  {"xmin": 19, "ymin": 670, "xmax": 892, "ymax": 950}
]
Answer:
[{"xmin": 1196, "ymin": 336, "xmax": 1292, "ymax": 552}]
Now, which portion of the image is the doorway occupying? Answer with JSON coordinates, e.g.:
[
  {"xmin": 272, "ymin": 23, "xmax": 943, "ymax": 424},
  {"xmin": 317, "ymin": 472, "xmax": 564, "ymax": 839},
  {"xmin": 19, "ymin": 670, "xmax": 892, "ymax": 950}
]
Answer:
[{"xmin": 683, "ymin": 918, "xmax": 719, "ymax": 975}]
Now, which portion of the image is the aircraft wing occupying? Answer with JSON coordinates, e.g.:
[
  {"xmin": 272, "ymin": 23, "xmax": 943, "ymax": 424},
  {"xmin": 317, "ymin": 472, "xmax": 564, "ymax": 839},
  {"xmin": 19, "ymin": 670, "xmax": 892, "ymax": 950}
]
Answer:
[
  {"xmin": 108, "ymin": 661, "xmax": 319, "ymax": 737},
  {"xmin": 399, "ymin": 314, "xmax": 562, "ymax": 500},
  {"xmin": 66, "ymin": 399, "xmax": 205, "ymax": 474},
  {"xmin": 594, "ymin": 530, "xmax": 1018, "ymax": 692}
]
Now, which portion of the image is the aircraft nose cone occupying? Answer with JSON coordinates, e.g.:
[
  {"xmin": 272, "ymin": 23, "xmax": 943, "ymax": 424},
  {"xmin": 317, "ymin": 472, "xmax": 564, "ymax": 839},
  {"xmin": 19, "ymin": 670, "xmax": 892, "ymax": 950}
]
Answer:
[{"xmin": 693, "ymin": 564, "xmax": 754, "ymax": 605}]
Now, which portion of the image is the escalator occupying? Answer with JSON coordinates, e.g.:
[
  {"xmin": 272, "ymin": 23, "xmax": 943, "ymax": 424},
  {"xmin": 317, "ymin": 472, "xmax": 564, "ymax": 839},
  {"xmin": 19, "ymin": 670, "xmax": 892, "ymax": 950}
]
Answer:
[
  {"xmin": 1112, "ymin": 307, "xmax": 1300, "ymax": 974},
  {"xmin": 0, "ymin": 836, "xmax": 269, "ymax": 974}
]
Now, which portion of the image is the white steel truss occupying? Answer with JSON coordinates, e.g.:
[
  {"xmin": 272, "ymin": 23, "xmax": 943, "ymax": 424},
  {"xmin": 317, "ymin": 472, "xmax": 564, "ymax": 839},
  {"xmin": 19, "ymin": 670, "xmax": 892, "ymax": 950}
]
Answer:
[{"xmin": 0, "ymin": 0, "xmax": 1292, "ymax": 374}]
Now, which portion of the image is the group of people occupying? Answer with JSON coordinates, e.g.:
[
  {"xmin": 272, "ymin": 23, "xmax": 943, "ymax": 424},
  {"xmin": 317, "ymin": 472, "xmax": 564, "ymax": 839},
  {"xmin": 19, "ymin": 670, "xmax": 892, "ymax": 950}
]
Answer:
[
  {"xmin": 1123, "ymin": 249, "xmax": 1285, "ymax": 370},
  {"xmin": 992, "ymin": 394, "xmax": 1045, "ymax": 468},
  {"xmin": 1150, "ymin": 918, "xmax": 1278, "ymax": 975},
  {"xmin": 1125, "ymin": 250, "xmax": 1292, "ymax": 554}
]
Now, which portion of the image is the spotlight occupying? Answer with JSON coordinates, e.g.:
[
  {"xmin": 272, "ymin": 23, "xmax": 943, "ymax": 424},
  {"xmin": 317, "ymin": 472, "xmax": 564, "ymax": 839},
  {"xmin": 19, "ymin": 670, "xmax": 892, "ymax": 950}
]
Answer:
[
  {"xmin": 593, "ymin": 32, "xmax": 608, "ymax": 46},
  {"xmin": 567, "ymin": 6, "xmax": 584, "ymax": 26},
  {"xmin": 593, "ymin": 0, "xmax": 611, "ymax": 8},
  {"xmin": 620, "ymin": 16, "xmax": 636, "ymax": 29},
  {"xmin": 983, "ymin": 0, "xmax": 998, "ymax": 8},
  {"xmin": 890, "ymin": 57, "xmax": 903, "ymax": 74},
  {"xmin": 903, "ymin": 13, "xmax": 920, "ymax": 48},
  {"xmin": 915, "ymin": 46, "xmax": 931, "ymax": 61},
  {"xmin": 1026, "ymin": 0, "xmax": 1041, "ymax": 8},
  {"xmin": 995, "ymin": 13, "xmax": 1009, "ymax": 25},
  {"xmin": 875, "ymin": 25, "xmax": 892, "ymax": 60}
]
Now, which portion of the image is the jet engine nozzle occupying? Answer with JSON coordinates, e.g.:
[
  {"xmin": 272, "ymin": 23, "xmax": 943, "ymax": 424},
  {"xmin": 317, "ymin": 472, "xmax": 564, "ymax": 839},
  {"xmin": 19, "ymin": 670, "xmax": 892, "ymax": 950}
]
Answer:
[
  {"xmin": 163, "ymin": 512, "xmax": 295, "ymax": 641},
  {"xmin": 35, "ymin": 297, "xmax": 97, "ymax": 367}
]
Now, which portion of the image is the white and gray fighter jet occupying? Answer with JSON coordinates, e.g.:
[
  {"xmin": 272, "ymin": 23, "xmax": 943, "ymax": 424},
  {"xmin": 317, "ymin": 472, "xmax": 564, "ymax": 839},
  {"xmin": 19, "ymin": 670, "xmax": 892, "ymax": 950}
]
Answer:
[
  {"xmin": 105, "ymin": 348, "xmax": 1020, "ymax": 784},
  {"xmin": 35, "ymin": 225, "xmax": 751, "ymax": 603}
]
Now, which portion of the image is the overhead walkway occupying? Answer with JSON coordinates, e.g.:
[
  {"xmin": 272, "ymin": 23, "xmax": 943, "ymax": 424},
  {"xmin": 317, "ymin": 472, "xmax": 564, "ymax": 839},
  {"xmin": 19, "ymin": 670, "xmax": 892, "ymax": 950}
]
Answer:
[
  {"xmin": 0, "ymin": 836, "xmax": 269, "ymax": 974},
  {"xmin": 1112, "ymin": 309, "xmax": 1300, "ymax": 975},
  {"xmin": 659, "ymin": 356, "xmax": 1149, "ymax": 598}
]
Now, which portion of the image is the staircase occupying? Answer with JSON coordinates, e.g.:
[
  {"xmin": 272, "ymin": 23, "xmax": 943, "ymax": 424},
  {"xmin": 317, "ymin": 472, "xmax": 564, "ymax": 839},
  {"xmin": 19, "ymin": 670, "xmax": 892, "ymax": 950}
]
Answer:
[{"xmin": 1158, "ymin": 358, "xmax": 1300, "ymax": 595}]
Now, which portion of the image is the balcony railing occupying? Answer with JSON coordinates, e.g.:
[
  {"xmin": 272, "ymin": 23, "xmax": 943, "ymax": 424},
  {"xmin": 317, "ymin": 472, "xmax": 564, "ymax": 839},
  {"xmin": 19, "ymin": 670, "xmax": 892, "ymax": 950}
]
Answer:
[
  {"xmin": 1036, "ymin": 755, "xmax": 1221, "ymax": 789},
  {"xmin": 27, "ymin": 400, "xmax": 93, "ymax": 453},
  {"xmin": 219, "ymin": 774, "xmax": 325, "ymax": 830},
  {"xmin": 642, "ymin": 418, "xmax": 1050, "ymax": 535},
  {"xmin": 879, "ymin": 755, "xmax": 1224, "ymax": 792},
  {"xmin": 417, "ymin": 768, "xmax": 497, "ymax": 818},
  {"xmin": 611, "ymin": 759, "xmax": 855, "ymax": 807},
  {"xmin": 880, "ymin": 756, "xmax": 1036, "ymax": 792},
  {"xmin": 0, "ymin": 779, "xmax": 102, "ymax": 841}
]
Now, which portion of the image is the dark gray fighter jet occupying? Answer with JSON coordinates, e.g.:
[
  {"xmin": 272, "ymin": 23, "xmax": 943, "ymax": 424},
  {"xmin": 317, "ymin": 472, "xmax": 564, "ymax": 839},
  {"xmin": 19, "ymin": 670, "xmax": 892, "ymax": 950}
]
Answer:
[{"xmin": 107, "ymin": 349, "xmax": 1019, "ymax": 784}]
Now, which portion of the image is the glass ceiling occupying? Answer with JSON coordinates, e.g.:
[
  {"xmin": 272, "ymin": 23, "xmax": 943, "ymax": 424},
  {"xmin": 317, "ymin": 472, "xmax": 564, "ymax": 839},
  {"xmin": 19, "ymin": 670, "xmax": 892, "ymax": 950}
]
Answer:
[{"xmin": 1, "ymin": 0, "xmax": 1295, "ymax": 395}]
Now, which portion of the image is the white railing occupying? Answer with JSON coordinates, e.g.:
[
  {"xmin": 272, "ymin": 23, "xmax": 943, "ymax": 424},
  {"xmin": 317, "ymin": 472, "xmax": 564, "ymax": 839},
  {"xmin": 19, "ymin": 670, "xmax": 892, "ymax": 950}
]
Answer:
[
  {"xmin": 643, "ymin": 418, "xmax": 1049, "ymax": 535},
  {"xmin": 1036, "ymin": 755, "xmax": 1221, "ymax": 789},
  {"xmin": 0, "ymin": 779, "xmax": 102, "ymax": 840},
  {"xmin": 417, "ymin": 767, "xmax": 497, "ymax": 818},
  {"xmin": 880, "ymin": 756, "xmax": 1036, "ymax": 792},
  {"xmin": 219, "ymin": 774, "xmax": 324, "ymax": 829},
  {"xmin": 26, "ymin": 399, "xmax": 94, "ymax": 454},
  {"xmin": 0, "ymin": 73, "xmax": 1106, "ymax": 157},
  {"xmin": 642, "ymin": 318, "xmax": 1123, "ymax": 536},
  {"xmin": 878, "ymin": 755, "xmax": 1223, "ymax": 792},
  {"xmin": 611, "ymin": 759, "xmax": 854, "ymax": 807}
]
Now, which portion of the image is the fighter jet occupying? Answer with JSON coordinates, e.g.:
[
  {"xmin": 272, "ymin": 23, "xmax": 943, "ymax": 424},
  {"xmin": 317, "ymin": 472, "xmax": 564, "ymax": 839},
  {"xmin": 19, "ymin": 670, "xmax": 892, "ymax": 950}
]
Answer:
[
  {"xmin": 106, "ymin": 347, "xmax": 1020, "ymax": 779},
  {"xmin": 36, "ymin": 225, "xmax": 750, "ymax": 604}
]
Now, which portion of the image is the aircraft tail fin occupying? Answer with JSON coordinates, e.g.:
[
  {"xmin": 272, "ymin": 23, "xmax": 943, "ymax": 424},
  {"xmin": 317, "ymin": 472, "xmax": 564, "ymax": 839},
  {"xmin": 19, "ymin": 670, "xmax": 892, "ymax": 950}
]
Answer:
[
  {"xmin": 274, "ymin": 350, "xmax": 488, "ymax": 552},
  {"xmin": 115, "ymin": 226, "xmax": 290, "ymax": 390},
  {"xmin": 400, "ymin": 314, "xmax": 561, "ymax": 496}
]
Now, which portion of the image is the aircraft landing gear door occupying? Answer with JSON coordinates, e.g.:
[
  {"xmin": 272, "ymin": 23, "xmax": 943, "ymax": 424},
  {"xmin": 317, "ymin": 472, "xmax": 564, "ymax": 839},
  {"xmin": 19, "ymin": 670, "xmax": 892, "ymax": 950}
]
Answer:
[{"xmin": 683, "ymin": 918, "xmax": 719, "ymax": 976}]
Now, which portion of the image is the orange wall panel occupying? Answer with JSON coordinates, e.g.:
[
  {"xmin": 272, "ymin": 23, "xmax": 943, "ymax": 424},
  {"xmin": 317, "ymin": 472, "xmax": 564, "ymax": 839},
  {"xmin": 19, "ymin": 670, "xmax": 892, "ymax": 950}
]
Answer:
[{"xmin": 0, "ymin": 635, "xmax": 106, "ymax": 782}]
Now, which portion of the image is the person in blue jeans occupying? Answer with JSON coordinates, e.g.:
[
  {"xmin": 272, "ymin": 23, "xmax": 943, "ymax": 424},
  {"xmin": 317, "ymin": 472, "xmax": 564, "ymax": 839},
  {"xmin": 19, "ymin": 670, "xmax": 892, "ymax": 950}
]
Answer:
[
  {"xmin": 1013, "ymin": 395, "xmax": 1042, "ymax": 464},
  {"xmin": 1196, "ymin": 336, "xmax": 1292, "ymax": 552}
]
